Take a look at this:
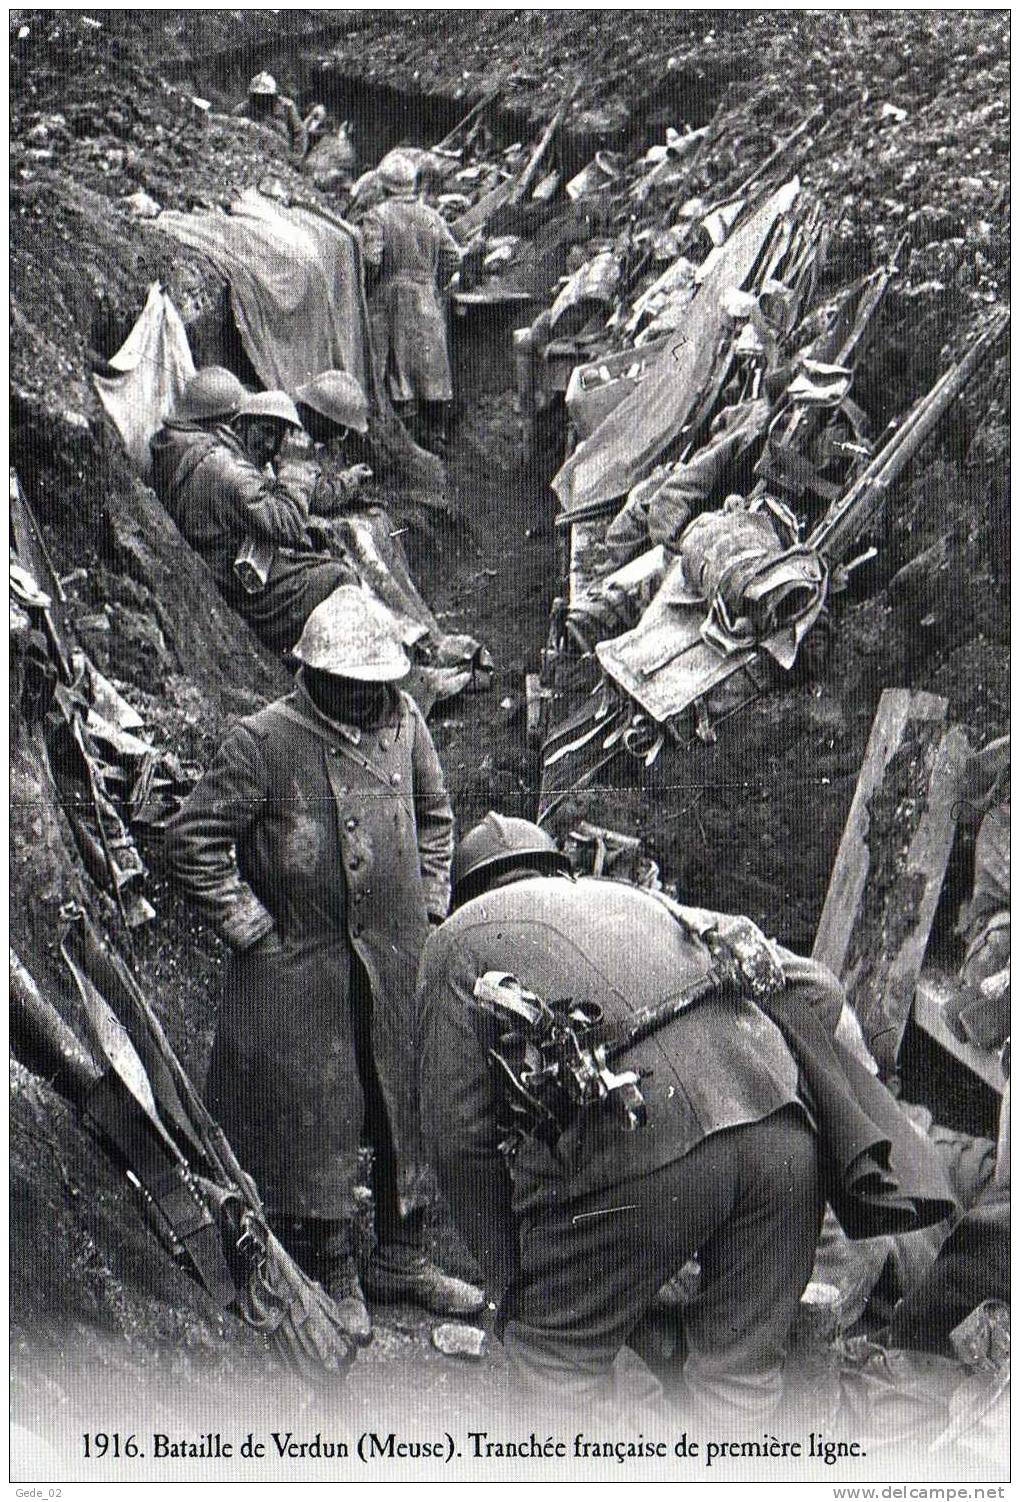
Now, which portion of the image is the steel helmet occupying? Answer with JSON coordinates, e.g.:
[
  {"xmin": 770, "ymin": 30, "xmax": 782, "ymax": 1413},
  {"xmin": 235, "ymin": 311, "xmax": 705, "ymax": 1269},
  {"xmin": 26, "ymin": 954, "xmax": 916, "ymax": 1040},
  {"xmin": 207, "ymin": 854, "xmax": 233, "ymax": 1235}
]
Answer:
[
  {"xmin": 175, "ymin": 366, "xmax": 246, "ymax": 423},
  {"xmin": 294, "ymin": 370, "xmax": 370, "ymax": 434},
  {"xmin": 235, "ymin": 389, "xmax": 302, "ymax": 428},
  {"xmin": 292, "ymin": 585, "xmax": 410, "ymax": 681},
  {"xmin": 377, "ymin": 150, "xmax": 418, "ymax": 196},
  {"xmin": 452, "ymin": 813, "xmax": 569, "ymax": 900},
  {"xmin": 249, "ymin": 71, "xmax": 278, "ymax": 97}
]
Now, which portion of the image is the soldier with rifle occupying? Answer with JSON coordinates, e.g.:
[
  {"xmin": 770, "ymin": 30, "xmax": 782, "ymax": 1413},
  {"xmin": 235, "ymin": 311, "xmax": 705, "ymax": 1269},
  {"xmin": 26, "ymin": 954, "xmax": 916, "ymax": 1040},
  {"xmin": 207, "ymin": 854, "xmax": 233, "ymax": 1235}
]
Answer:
[{"xmin": 417, "ymin": 813, "xmax": 956, "ymax": 1422}]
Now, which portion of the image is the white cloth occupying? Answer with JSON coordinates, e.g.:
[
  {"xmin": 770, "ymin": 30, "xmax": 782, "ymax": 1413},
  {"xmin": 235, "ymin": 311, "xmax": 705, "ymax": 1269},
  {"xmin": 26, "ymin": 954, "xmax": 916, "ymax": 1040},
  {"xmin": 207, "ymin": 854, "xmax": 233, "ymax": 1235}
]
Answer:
[{"xmin": 93, "ymin": 282, "xmax": 195, "ymax": 478}]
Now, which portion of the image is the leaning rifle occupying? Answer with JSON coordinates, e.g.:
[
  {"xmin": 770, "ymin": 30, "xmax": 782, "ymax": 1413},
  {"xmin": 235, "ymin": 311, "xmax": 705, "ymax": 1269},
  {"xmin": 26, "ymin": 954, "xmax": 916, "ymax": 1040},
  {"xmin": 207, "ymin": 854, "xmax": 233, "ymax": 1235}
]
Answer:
[
  {"xmin": 55, "ymin": 909, "xmax": 358, "ymax": 1379},
  {"xmin": 810, "ymin": 310, "xmax": 1009, "ymax": 564}
]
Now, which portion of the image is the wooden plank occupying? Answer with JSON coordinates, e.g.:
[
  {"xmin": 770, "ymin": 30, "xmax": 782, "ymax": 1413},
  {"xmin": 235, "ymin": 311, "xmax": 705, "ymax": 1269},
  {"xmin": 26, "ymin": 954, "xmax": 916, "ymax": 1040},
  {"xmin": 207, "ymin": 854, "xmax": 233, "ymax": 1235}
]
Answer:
[
  {"xmin": 525, "ymin": 672, "xmax": 544, "ymax": 748},
  {"xmin": 452, "ymin": 289, "xmax": 533, "ymax": 308},
  {"xmin": 913, "ymin": 973, "xmax": 1005, "ymax": 1095},
  {"xmin": 813, "ymin": 691, "xmax": 943, "ymax": 976},
  {"xmin": 812, "ymin": 688, "xmax": 970, "ymax": 1071}
]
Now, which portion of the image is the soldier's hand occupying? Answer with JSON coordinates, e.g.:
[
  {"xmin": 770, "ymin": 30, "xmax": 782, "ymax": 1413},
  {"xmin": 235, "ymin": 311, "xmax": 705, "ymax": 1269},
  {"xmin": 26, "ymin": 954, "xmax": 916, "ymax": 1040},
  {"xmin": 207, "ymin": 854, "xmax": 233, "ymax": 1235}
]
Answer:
[
  {"xmin": 348, "ymin": 463, "xmax": 373, "ymax": 484},
  {"xmin": 249, "ymin": 928, "xmax": 285, "ymax": 959},
  {"xmin": 707, "ymin": 915, "xmax": 785, "ymax": 999}
]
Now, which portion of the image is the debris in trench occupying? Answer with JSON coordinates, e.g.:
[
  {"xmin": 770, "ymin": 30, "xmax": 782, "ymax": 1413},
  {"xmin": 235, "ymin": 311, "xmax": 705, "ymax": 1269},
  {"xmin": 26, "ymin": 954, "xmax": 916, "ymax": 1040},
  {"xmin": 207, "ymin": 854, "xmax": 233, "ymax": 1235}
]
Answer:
[
  {"xmin": 562, "ymin": 820, "xmax": 660, "ymax": 888},
  {"xmin": 12, "ymin": 470, "xmax": 198, "ymax": 926},
  {"xmin": 432, "ymin": 1323, "xmax": 487, "ymax": 1360}
]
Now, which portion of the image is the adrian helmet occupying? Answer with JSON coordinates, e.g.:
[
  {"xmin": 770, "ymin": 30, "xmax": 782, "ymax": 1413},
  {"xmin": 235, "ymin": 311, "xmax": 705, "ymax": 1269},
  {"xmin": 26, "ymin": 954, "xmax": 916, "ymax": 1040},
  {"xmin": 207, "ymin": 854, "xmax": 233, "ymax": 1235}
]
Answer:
[
  {"xmin": 292, "ymin": 585, "xmax": 410, "ymax": 682},
  {"xmin": 249, "ymin": 71, "xmax": 279, "ymax": 97},
  {"xmin": 452, "ymin": 813, "xmax": 569, "ymax": 902},
  {"xmin": 234, "ymin": 389, "xmax": 303, "ymax": 428},
  {"xmin": 174, "ymin": 366, "xmax": 246, "ymax": 423},
  {"xmin": 377, "ymin": 150, "xmax": 418, "ymax": 196},
  {"xmin": 294, "ymin": 370, "xmax": 370, "ymax": 435}
]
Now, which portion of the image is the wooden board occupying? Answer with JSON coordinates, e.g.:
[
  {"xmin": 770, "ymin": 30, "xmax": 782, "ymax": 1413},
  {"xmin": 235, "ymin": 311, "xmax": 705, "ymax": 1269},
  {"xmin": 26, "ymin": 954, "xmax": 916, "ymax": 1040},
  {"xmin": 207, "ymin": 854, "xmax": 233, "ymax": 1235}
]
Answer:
[
  {"xmin": 812, "ymin": 688, "xmax": 970, "ymax": 1071},
  {"xmin": 596, "ymin": 596, "xmax": 772, "ymax": 723},
  {"xmin": 452, "ymin": 289, "xmax": 534, "ymax": 309},
  {"xmin": 913, "ymin": 972, "xmax": 1005, "ymax": 1095}
]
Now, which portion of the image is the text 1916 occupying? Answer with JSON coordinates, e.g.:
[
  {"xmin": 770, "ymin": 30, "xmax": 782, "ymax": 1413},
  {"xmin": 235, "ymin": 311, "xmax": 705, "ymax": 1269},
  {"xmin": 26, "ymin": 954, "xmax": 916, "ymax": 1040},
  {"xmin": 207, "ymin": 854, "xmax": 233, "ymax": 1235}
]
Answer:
[{"xmin": 82, "ymin": 1433, "xmax": 141, "ymax": 1458}]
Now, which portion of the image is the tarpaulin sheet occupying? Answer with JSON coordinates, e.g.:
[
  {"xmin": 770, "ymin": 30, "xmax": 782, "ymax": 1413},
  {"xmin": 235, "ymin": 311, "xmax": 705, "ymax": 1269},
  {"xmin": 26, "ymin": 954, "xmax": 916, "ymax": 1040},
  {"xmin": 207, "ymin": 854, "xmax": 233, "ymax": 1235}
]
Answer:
[
  {"xmin": 553, "ymin": 179, "xmax": 800, "ymax": 515},
  {"xmin": 93, "ymin": 282, "xmax": 195, "ymax": 479},
  {"xmin": 155, "ymin": 188, "xmax": 372, "ymax": 396}
]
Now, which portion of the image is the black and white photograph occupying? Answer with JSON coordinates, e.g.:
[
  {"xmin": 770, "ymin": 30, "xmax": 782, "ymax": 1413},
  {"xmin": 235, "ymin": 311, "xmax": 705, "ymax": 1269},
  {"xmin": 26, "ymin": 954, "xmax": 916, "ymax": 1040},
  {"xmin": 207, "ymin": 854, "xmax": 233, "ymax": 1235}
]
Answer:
[{"xmin": 9, "ymin": 7, "xmax": 1010, "ymax": 1490}]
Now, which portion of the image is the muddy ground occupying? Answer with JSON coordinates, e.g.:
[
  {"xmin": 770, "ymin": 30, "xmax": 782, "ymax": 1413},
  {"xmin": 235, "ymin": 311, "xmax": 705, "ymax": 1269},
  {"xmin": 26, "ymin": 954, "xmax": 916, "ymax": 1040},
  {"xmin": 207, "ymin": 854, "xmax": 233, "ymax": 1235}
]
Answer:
[{"xmin": 9, "ymin": 9, "xmax": 1009, "ymax": 1447}]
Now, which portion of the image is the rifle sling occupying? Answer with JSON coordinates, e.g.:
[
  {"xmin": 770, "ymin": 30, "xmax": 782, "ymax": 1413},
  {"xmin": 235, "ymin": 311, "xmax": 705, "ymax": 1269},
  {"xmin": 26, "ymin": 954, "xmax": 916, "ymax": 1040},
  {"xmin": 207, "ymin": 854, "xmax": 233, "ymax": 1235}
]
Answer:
[{"xmin": 86, "ymin": 1072, "xmax": 238, "ymax": 1309}]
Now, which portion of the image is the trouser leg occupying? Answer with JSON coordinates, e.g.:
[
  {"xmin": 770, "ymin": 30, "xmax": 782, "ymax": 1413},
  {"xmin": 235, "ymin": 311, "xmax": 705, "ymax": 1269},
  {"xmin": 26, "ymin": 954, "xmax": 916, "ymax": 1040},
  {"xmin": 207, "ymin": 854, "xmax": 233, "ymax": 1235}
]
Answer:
[
  {"xmin": 503, "ymin": 1107, "xmax": 821, "ymax": 1424},
  {"xmin": 683, "ymin": 1107, "xmax": 824, "ymax": 1429},
  {"xmin": 348, "ymin": 962, "xmax": 483, "ymax": 1316},
  {"xmin": 421, "ymin": 400, "xmax": 451, "ymax": 453},
  {"xmin": 392, "ymin": 398, "xmax": 422, "ymax": 445},
  {"xmin": 269, "ymin": 1215, "xmax": 350, "ymax": 1278}
]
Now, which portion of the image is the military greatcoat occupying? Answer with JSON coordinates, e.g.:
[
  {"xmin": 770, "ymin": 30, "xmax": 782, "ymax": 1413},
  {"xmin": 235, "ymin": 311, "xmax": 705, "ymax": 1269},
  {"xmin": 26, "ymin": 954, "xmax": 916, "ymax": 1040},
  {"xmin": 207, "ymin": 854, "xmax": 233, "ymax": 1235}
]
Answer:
[
  {"xmin": 150, "ymin": 421, "xmax": 354, "ymax": 654},
  {"xmin": 166, "ymin": 681, "xmax": 454, "ymax": 1218},
  {"xmin": 361, "ymin": 197, "xmax": 461, "ymax": 404}
]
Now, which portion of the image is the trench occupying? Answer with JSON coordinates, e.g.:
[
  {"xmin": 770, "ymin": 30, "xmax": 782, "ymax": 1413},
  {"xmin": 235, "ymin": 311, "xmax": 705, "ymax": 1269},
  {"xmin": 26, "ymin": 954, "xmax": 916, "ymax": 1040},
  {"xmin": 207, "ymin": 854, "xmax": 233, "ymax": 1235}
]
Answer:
[
  {"xmin": 300, "ymin": 59, "xmax": 738, "ymax": 179},
  {"xmin": 10, "ymin": 23, "xmax": 1011, "ymax": 1440}
]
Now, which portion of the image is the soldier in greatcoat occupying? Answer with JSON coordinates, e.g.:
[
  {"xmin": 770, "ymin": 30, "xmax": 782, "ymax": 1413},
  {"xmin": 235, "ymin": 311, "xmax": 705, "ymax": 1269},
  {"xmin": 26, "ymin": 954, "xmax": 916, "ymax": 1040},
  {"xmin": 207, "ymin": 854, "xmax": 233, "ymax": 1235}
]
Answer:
[
  {"xmin": 151, "ymin": 385, "xmax": 359, "ymax": 655},
  {"xmin": 360, "ymin": 152, "xmax": 462, "ymax": 454},
  {"xmin": 167, "ymin": 587, "xmax": 483, "ymax": 1342}
]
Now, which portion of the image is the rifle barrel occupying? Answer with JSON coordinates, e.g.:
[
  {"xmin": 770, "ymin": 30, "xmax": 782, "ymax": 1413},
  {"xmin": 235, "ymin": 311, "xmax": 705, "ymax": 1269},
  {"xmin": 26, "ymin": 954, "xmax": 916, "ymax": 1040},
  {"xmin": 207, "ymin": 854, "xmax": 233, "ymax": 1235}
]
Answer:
[
  {"xmin": 811, "ymin": 312, "xmax": 1008, "ymax": 559},
  {"xmin": 510, "ymin": 79, "xmax": 579, "ymax": 204},
  {"xmin": 604, "ymin": 970, "xmax": 723, "ymax": 1062},
  {"xmin": 11, "ymin": 949, "xmax": 99, "ymax": 1101}
]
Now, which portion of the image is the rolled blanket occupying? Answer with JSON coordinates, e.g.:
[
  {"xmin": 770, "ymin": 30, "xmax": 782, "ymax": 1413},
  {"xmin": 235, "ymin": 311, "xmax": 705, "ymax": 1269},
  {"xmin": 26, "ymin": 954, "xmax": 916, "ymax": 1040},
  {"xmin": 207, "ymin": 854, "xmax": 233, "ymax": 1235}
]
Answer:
[{"xmin": 671, "ymin": 499, "xmax": 828, "ymax": 668}]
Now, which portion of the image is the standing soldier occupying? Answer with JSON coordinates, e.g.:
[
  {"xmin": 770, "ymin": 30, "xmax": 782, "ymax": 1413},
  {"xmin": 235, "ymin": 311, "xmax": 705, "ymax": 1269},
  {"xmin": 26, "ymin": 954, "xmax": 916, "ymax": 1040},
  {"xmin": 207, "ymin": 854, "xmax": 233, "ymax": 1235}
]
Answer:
[
  {"xmin": 167, "ymin": 587, "xmax": 483, "ymax": 1344},
  {"xmin": 417, "ymin": 814, "xmax": 955, "ymax": 1421},
  {"xmin": 232, "ymin": 71, "xmax": 317, "ymax": 162},
  {"xmin": 361, "ymin": 152, "xmax": 462, "ymax": 455}
]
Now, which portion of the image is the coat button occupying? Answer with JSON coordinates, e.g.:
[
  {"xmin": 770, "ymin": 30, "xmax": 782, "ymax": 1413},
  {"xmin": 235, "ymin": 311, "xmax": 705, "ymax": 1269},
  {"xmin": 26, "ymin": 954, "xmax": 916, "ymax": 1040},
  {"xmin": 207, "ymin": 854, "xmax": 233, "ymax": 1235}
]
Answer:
[
  {"xmin": 390, "ymin": 772, "xmax": 402, "ymax": 786},
  {"xmin": 345, "ymin": 816, "xmax": 359, "ymax": 831},
  {"xmin": 348, "ymin": 856, "xmax": 362, "ymax": 870}
]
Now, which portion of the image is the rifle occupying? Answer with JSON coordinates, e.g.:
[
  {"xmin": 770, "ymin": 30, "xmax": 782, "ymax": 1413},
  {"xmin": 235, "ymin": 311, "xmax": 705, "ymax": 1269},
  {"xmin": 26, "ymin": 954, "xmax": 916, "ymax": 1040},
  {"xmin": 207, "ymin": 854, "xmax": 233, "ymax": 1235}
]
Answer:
[
  {"xmin": 433, "ymin": 84, "xmax": 502, "ymax": 153},
  {"xmin": 508, "ymin": 77, "xmax": 580, "ymax": 205},
  {"xmin": 470, "ymin": 916, "xmax": 785, "ymax": 1153},
  {"xmin": 810, "ymin": 310, "xmax": 1009, "ymax": 562},
  {"xmin": 755, "ymin": 237, "xmax": 907, "ymax": 508},
  {"xmin": 55, "ymin": 907, "xmax": 358, "ymax": 1379},
  {"xmin": 10, "ymin": 947, "xmax": 98, "ymax": 1102}
]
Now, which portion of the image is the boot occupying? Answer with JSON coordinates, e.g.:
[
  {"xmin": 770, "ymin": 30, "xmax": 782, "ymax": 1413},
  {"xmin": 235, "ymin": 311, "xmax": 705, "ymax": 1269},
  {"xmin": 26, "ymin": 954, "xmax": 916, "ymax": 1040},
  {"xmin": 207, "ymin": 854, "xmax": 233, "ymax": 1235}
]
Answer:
[
  {"xmin": 363, "ymin": 1245, "xmax": 485, "ymax": 1317},
  {"xmin": 323, "ymin": 1255, "xmax": 373, "ymax": 1347}
]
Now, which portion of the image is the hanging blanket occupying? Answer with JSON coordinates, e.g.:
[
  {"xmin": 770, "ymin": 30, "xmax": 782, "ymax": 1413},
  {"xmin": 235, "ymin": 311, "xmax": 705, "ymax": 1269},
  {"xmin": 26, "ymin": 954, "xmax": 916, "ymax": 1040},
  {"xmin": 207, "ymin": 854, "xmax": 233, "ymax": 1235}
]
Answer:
[
  {"xmin": 155, "ymin": 188, "xmax": 372, "ymax": 396},
  {"xmin": 93, "ymin": 282, "xmax": 195, "ymax": 479},
  {"xmin": 553, "ymin": 179, "xmax": 800, "ymax": 515}
]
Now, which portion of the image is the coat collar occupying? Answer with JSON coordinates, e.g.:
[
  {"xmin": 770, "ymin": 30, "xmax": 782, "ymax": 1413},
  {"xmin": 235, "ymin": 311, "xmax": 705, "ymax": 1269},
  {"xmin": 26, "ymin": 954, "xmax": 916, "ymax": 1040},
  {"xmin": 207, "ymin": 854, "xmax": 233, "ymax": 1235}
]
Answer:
[{"xmin": 292, "ymin": 677, "xmax": 363, "ymax": 745}]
